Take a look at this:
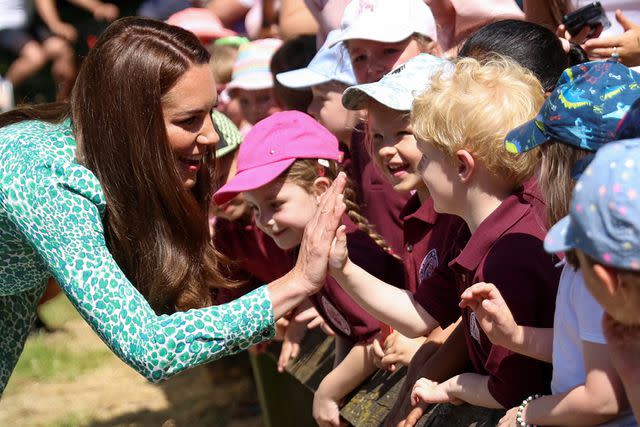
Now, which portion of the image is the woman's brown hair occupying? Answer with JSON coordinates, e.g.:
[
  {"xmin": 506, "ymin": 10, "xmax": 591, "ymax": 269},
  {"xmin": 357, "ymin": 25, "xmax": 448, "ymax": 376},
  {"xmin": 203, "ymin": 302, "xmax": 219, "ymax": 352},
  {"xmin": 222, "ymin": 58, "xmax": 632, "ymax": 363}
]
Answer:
[
  {"xmin": 2, "ymin": 17, "xmax": 233, "ymax": 314},
  {"xmin": 283, "ymin": 159, "xmax": 399, "ymax": 258}
]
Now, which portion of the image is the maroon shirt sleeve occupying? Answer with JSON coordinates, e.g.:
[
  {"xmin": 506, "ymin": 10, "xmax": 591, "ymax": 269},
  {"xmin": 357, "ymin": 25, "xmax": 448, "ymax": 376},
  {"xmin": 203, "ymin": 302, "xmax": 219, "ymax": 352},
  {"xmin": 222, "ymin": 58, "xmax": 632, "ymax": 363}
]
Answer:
[
  {"xmin": 413, "ymin": 264, "xmax": 461, "ymax": 328},
  {"xmin": 479, "ymin": 233, "xmax": 559, "ymax": 408}
]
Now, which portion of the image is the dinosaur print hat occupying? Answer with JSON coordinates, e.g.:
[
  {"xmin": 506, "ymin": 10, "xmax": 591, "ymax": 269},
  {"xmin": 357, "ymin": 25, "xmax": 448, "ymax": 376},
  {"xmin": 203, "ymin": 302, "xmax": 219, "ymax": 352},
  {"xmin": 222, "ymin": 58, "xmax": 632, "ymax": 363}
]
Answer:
[{"xmin": 504, "ymin": 59, "xmax": 640, "ymax": 154}]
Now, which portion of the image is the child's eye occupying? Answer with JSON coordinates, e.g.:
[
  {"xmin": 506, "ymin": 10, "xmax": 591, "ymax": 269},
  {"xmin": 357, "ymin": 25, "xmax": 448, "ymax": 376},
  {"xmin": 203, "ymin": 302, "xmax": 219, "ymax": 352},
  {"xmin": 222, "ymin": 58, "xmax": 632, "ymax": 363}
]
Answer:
[
  {"xmin": 351, "ymin": 54, "xmax": 367, "ymax": 63},
  {"xmin": 383, "ymin": 48, "xmax": 400, "ymax": 55},
  {"xmin": 270, "ymin": 201, "xmax": 283, "ymax": 210}
]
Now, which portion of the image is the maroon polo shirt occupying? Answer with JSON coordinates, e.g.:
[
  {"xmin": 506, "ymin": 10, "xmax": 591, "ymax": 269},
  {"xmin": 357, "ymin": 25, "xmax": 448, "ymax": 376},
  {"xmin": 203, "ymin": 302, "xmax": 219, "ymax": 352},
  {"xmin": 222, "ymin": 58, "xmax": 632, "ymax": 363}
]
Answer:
[
  {"xmin": 349, "ymin": 127, "xmax": 408, "ymax": 255},
  {"xmin": 415, "ymin": 191, "xmax": 560, "ymax": 408},
  {"xmin": 400, "ymin": 193, "xmax": 469, "ymax": 294},
  {"xmin": 213, "ymin": 216, "xmax": 294, "ymax": 304},
  {"xmin": 311, "ymin": 214, "xmax": 406, "ymax": 344}
]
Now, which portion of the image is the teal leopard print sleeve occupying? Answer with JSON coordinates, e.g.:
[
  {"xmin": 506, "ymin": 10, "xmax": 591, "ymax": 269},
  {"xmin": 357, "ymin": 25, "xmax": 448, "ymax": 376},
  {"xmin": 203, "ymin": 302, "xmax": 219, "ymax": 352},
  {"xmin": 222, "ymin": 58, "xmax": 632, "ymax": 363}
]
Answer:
[{"xmin": 0, "ymin": 119, "xmax": 275, "ymax": 395}]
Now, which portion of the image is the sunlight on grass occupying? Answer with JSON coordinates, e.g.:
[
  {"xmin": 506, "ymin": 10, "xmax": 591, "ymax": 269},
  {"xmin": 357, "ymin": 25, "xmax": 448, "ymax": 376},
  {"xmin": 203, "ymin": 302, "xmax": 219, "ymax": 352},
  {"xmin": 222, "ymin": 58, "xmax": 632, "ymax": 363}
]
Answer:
[
  {"xmin": 5, "ymin": 295, "xmax": 112, "ymax": 393},
  {"xmin": 46, "ymin": 412, "xmax": 93, "ymax": 427}
]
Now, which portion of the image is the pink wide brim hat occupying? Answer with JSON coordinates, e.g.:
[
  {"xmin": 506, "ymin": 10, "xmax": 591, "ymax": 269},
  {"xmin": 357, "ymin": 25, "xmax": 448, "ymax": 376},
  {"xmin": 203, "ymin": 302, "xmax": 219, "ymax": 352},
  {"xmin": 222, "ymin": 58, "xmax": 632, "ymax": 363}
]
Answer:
[{"xmin": 166, "ymin": 7, "xmax": 237, "ymax": 42}]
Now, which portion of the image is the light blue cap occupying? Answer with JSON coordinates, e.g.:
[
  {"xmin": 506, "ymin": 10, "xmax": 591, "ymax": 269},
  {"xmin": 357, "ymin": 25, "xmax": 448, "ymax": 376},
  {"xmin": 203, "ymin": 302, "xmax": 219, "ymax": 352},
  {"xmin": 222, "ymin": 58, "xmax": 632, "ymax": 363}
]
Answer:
[
  {"xmin": 275, "ymin": 29, "xmax": 355, "ymax": 89},
  {"xmin": 545, "ymin": 138, "xmax": 640, "ymax": 271},
  {"xmin": 341, "ymin": 53, "xmax": 453, "ymax": 111}
]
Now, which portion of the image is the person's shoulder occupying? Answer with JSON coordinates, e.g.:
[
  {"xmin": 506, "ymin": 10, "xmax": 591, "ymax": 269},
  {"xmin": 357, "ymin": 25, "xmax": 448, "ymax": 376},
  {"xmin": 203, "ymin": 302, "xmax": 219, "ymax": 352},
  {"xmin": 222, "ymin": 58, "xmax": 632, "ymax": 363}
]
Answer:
[{"xmin": 0, "ymin": 119, "xmax": 75, "ymax": 162}]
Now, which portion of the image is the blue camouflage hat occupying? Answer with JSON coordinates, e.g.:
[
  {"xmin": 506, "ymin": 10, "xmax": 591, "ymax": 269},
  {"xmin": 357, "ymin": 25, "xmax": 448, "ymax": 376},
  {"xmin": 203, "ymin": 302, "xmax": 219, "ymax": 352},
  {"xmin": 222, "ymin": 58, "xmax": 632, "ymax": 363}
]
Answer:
[
  {"xmin": 615, "ymin": 96, "xmax": 640, "ymax": 140},
  {"xmin": 341, "ymin": 53, "xmax": 453, "ymax": 111},
  {"xmin": 545, "ymin": 138, "xmax": 640, "ymax": 271},
  {"xmin": 505, "ymin": 60, "xmax": 640, "ymax": 154}
]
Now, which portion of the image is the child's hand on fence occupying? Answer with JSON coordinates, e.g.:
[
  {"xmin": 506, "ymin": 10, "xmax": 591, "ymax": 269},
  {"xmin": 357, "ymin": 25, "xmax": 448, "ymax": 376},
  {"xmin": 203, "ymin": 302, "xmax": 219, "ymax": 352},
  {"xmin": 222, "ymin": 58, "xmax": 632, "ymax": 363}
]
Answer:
[
  {"xmin": 328, "ymin": 224, "xmax": 349, "ymax": 273},
  {"xmin": 411, "ymin": 378, "xmax": 463, "ymax": 406},
  {"xmin": 459, "ymin": 282, "xmax": 520, "ymax": 349},
  {"xmin": 277, "ymin": 315, "xmax": 308, "ymax": 372},
  {"xmin": 313, "ymin": 390, "xmax": 343, "ymax": 427},
  {"xmin": 381, "ymin": 331, "xmax": 425, "ymax": 369},
  {"xmin": 497, "ymin": 406, "xmax": 519, "ymax": 427},
  {"xmin": 370, "ymin": 338, "xmax": 388, "ymax": 370},
  {"xmin": 295, "ymin": 304, "xmax": 336, "ymax": 336}
]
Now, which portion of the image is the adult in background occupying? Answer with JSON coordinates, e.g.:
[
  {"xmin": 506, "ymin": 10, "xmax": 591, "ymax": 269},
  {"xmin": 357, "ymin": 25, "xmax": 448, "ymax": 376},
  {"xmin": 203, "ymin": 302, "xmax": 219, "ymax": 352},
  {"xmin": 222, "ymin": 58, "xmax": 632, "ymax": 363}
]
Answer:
[{"xmin": 0, "ymin": 17, "xmax": 346, "ymax": 396}]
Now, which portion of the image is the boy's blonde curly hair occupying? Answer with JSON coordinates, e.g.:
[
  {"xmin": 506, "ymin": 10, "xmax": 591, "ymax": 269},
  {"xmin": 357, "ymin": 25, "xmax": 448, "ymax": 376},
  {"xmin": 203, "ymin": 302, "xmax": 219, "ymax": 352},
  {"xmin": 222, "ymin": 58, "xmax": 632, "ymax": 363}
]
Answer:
[{"xmin": 411, "ymin": 56, "xmax": 545, "ymax": 189}]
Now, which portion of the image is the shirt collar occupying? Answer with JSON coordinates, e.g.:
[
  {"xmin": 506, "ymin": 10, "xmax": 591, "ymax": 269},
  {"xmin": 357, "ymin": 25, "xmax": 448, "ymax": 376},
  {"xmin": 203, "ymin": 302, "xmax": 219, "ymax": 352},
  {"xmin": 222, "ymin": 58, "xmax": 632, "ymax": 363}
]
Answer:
[{"xmin": 400, "ymin": 192, "xmax": 438, "ymax": 225}]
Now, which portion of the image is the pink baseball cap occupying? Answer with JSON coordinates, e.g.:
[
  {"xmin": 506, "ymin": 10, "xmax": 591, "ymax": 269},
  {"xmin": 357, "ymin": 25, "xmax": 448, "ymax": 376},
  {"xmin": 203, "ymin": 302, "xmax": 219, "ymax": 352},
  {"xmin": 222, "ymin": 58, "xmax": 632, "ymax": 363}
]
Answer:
[{"xmin": 213, "ymin": 111, "xmax": 341, "ymax": 205}]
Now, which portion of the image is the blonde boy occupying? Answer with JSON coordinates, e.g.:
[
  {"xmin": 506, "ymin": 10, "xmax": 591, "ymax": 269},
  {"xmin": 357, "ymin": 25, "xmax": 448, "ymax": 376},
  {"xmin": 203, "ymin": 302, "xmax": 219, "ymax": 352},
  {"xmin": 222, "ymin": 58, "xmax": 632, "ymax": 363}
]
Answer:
[{"xmin": 330, "ymin": 57, "xmax": 561, "ymax": 409}]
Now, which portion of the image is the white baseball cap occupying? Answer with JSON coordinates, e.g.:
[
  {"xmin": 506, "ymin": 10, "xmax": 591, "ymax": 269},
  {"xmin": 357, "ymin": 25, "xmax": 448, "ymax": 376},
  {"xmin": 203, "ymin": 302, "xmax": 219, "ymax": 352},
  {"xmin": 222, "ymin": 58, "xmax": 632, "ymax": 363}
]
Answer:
[
  {"xmin": 342, "ymin": 54, "xmax": 452, "ymax": 111},
  {"xmin": 276, "ymin": 30, "xmax": 356, "ymax": 89},
  {"xmin": 330, "ymin": 0, "xmax": 437, "ymax": 47}
]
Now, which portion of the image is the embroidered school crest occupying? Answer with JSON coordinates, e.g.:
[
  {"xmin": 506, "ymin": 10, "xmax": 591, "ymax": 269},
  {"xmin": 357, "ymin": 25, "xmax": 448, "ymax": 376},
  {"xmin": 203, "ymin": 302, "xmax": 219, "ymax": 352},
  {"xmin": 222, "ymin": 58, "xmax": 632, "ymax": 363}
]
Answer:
[
  {"xmin": 320, "ymin": 295, "xmax": 351, "ymax": 336},
  {"xmin": 419, "ymin": 248, "xmax": 439, "ymax": 282}
]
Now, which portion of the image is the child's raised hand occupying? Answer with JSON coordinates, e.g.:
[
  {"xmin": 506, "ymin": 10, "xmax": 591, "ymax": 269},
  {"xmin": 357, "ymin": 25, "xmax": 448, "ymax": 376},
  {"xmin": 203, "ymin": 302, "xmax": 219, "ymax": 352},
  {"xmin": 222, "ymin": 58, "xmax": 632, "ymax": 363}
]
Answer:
[
  {"xmin": 328, "ymin": 224, "xmax": 349, "ymax": 273},
  {"xmin": 410, "ymin": 378, "xmax": 461, "ymax": 406},
  {"xmin": 459, "ymin": 282, "xmax": 520, "ymax": 349}
]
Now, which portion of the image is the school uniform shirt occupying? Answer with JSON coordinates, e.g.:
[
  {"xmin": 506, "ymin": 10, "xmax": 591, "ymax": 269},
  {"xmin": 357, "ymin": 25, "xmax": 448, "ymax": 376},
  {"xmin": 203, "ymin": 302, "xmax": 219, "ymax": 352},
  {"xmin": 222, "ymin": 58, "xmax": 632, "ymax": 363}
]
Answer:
[
  {"xmin": 415, "ymin": 190, "xmax": 561, "ymax": 408},
  {"xmin": 349, "ymin": 127, "xmax": 408, "ymax": 256},
  {"xmin": 400, "ymin": 193, "xmax": 469, "ymax": 293},
  {"xmin": 212, "ymin": 216, "xmax": 294, "ymax": 304},
  {"xmin": 552, "ymin": 263, "xmax": 637, "ymax": 427},
  {"xmin": 311, "ymin": 215, "xmax": 406, "ymax": 344}
]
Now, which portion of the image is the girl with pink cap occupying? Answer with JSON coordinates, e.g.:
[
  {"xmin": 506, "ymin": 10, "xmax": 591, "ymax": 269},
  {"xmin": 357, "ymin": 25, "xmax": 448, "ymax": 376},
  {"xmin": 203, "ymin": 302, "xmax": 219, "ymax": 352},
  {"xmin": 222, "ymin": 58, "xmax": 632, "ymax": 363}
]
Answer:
[{"xmin": 214, "ymin": 110, "xmax": 405, "ymax": 427}]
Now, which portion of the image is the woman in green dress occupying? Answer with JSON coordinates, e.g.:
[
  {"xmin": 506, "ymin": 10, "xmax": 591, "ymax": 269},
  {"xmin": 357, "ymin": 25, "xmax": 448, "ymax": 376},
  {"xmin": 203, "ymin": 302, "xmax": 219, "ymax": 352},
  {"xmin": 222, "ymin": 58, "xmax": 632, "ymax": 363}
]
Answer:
[{"xmin": 0, "ymin": 17, "xmax": 346, "ymax": 395}]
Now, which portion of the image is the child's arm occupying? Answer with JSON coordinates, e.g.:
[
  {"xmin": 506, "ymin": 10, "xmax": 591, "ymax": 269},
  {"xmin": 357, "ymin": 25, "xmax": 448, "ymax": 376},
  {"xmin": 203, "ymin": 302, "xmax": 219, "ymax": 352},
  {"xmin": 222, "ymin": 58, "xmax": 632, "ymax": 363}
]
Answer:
[
  {"xmin": 34, "ymin": 0, "xmax": 78, "ymax": 41},
  {"xmin": 603, "ymin": 314, "xmax": 640, "ymax": 424},
  {"xmin": 460, "ymin": 282, "xmax": 553, "ymax": 362},
  {"xmin": 65, "ymin": 0, "xmax": 119, "ymax": 21},
  {"xmin": 411, "ymin": 373, "xmax": 503, "ymax": 409},
  {"xmin": 499, "ymin": 341, "xmax": 628, "ymax": 426},
  {"xmin": 329, "ymin": 226, "xmax": 440, "ymax": 338},
  {"xmin": 313, "ymin": 340, "xmax": 378, "ymax": 427}
]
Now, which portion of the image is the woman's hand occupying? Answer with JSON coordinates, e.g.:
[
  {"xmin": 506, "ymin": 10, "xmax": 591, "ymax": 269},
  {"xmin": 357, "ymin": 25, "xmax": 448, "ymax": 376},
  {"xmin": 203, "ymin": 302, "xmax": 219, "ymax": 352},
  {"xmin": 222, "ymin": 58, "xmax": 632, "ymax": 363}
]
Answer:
[
  {"xmin": 583, "ymin": 10, "xmax": 640, "ymax": 66},
  {"xmin": 459, "ymin": 282, "xmax": 521, "ymax": 349},
  {"xmin": 293, "ymin": 172, "xmax": 347, "ymax": 294}
]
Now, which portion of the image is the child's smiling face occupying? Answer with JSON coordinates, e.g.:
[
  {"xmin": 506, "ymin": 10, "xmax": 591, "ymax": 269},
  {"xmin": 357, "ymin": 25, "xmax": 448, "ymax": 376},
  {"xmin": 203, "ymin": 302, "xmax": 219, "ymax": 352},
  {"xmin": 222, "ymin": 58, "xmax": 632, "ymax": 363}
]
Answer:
[
  {"xmin": 245, "ymin": 180, "xmax": 320, "ymax": 250},
  {"xmin": 368, "ymin": 102, "xmax": 425, "ymax": 194}
]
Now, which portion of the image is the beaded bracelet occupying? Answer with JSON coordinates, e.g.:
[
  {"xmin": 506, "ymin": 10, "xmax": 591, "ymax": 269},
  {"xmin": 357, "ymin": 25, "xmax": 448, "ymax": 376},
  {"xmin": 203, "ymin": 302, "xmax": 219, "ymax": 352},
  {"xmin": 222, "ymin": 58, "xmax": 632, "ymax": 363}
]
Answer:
[{"xmin": 515, "ymin": 394, "xmax": 540, "ymax": 427}]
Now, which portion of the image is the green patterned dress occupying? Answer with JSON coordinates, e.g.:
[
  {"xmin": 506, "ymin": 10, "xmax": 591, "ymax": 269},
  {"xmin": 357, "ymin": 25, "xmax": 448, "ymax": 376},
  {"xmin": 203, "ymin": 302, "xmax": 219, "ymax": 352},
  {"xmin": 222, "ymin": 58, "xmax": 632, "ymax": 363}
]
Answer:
[{"xmin": 0, "ymin": 119, "xmax": 275, "ymax": 396}]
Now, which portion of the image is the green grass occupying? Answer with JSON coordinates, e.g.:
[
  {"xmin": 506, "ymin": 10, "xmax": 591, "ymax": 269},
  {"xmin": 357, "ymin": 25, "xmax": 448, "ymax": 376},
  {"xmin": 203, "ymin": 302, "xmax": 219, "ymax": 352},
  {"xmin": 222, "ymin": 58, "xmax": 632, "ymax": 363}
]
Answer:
[{"xmin": 5, "ymin": 295, "xmax": 112, "ymax": 392}]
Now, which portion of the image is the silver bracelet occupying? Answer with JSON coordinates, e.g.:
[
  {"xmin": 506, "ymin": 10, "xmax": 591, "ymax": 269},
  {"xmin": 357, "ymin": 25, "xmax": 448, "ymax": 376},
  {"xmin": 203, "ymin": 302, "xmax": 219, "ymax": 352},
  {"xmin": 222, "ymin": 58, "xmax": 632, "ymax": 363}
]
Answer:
[{"xmin": 515, "ymin": 394, "xmax": 540, "ymax": 427}]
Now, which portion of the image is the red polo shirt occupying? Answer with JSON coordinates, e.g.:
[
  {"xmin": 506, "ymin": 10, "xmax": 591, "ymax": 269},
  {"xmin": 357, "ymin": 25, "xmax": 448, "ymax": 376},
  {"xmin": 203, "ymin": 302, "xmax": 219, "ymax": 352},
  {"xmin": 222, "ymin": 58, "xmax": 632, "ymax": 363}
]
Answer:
[
  {"xmin": 415, "ymin": 191, "xmax": 561, "ymax": 408},
  {"xmin": 349, "ymin": 127, "xmax": 408, "ymax": 255},
  {"xmin": 212, "ymin": 216, "xmax": 294, "ymax": 304},
  {"xmin": 312, "ymin": 215, "xmax": 406, "ymax": 344},
  {"xmin": 400, "ymin": 193, "xmax": 469, "ymax": 293}
]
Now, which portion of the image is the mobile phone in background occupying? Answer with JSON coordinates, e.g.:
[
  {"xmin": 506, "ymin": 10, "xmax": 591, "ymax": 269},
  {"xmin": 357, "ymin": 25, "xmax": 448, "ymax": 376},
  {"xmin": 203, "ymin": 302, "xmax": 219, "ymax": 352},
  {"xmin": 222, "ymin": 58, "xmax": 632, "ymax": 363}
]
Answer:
[{"xmin": 562, "ymin": 2, "xmax": 611, "ymax": 38}]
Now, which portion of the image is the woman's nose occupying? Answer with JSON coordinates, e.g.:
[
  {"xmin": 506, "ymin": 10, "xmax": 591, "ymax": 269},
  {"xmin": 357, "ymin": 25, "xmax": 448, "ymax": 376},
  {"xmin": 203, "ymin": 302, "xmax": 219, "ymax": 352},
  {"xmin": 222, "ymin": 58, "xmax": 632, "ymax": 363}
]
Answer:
[{"xmin": 198, "ymin": 115, "xmax": 220, "ymax": 146}]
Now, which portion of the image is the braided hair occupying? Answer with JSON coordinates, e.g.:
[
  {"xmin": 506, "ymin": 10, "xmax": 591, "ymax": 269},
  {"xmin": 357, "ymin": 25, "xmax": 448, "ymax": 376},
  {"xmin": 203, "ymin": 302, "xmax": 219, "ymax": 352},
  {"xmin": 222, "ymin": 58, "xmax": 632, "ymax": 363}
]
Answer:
[{"xmin": 283, "ymin": 159, "xmax": 399, "ymax": 259}]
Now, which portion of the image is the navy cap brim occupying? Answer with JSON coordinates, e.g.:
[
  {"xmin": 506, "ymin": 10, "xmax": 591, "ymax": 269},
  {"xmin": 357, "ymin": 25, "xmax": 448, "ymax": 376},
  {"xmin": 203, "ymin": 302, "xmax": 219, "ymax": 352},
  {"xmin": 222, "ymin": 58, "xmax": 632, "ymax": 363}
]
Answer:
[{"xmin": 504, "ymin": 117, "xmax": 548, "ymax": 154}]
